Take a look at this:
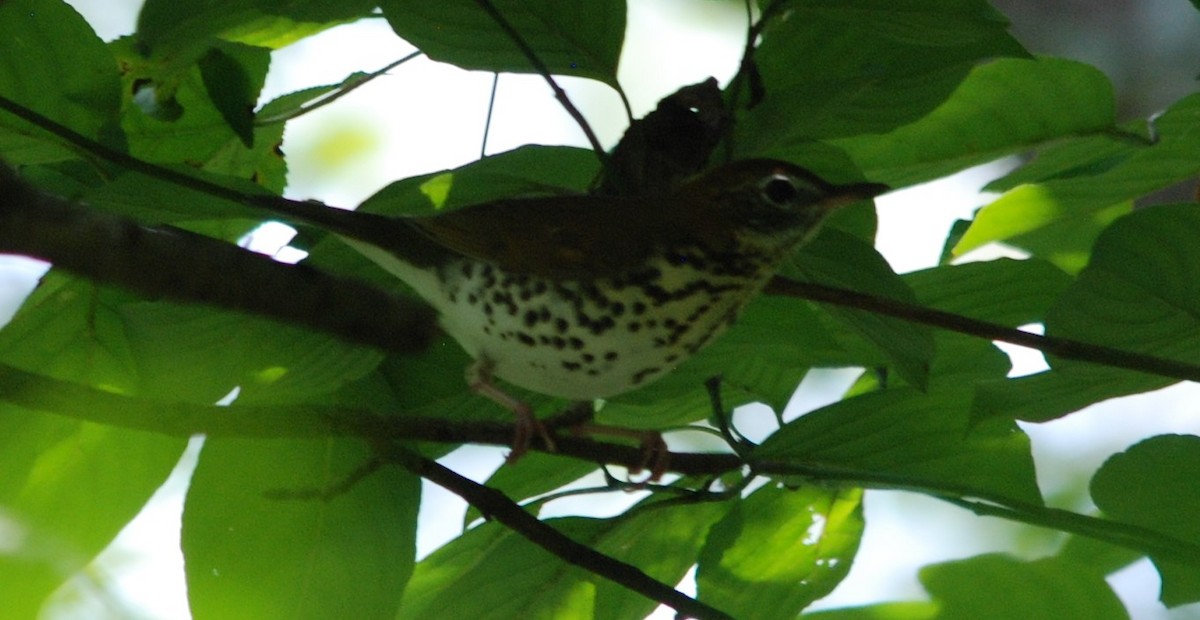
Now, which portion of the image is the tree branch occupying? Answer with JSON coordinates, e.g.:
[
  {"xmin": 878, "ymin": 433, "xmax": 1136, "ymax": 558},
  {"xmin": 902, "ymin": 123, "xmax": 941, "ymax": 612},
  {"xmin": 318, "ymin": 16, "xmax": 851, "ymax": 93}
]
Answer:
[
  {"xmin": 766, "ymin": 276, "xmax": 1200, "ymax": 384},
  {"xmin": 381, "ymin": 444, "xmax": 734, "ymax": 620},
  {"xmin": 0, "ymin": 165, "xmax": 437, "ymax": 354},
  {"xmin": 5, "ymin": 360, "xmax": 1196, "ymax": 574}
]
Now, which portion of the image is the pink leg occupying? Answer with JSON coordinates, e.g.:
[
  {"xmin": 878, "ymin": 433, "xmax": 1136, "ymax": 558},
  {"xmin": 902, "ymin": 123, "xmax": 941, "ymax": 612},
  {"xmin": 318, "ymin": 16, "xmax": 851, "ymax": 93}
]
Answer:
[{"xmin": 466, "ymin": 358, "xmax": 556, "ymax": 461}]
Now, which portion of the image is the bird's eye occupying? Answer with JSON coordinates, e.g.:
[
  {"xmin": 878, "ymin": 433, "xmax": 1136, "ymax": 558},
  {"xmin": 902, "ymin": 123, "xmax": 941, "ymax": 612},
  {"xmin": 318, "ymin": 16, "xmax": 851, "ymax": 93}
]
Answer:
[{"xmin": 760, "ymin": 174, "xmax": 800, "ymax": 206}]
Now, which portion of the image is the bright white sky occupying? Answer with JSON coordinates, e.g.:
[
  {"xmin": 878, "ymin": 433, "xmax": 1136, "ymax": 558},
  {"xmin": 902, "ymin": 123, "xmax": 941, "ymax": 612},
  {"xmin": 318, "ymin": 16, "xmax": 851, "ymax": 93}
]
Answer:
[{"xmin": 11, "ymin": 2, "xmax": 1200, "ymax": 618}]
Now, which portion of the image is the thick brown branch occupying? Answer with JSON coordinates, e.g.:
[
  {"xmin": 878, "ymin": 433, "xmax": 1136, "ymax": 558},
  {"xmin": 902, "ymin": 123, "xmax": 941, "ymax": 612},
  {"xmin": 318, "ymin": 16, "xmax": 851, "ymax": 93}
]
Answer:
[{"xmin": 0, "ymin": 166, "xmax": 436, "ymax": 354}]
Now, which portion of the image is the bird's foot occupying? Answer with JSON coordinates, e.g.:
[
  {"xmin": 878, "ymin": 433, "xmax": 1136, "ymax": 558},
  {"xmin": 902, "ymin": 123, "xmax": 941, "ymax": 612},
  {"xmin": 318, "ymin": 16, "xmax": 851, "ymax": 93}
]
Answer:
[{"xmin": 573, "ymin": 423, "xmax": 670, "ymax": 482}]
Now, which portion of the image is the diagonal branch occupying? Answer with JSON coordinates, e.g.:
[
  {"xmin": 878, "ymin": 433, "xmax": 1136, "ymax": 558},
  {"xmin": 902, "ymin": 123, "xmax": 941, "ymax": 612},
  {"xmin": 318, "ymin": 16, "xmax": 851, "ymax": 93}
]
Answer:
[
  {"xmin": 381, "ymin": 444, "xmax": 734, "ymax": 620},
  {"xmin": 766, "ymin": 276, "xmax": 1200, "ymax": 384}
]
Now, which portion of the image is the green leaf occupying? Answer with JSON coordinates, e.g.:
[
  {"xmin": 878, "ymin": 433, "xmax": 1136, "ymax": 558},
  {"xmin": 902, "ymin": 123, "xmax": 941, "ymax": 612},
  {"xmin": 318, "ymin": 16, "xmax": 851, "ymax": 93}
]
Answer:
[
  {"xmin": 1091, "ymin": 435, "xmax": 1200, "ymax": 607},
  {"xmin": 955, "ymin": 93, "xmax": 1200, "ymax": 255},
  {"xmin": 0, "ymin": 0, "xmax": 125, "ymax": 163},
  {"xmin": 972, "ymin": 204, "xmax": 1200, "ymax": 423},
  {"xmin": 137, "ymin": 0, "xmax": 377, "ymax": 54},
  {"xmin": 982, "ymin": 132, "xmax": 1144, "ymax": 193},
  {"xmin": 973, "ymin": 370, "xmax": 1114, "ymax": 424},
  {"xmin": 118, "ymin": 301, "xmax": 383, "ymax": 405},
  {"xmin": 0, "ymin": 274, "xmax": 141, "ymax": 392},
  {"xmin": 183, "ymin": 438, "xmax": 418, "ymax": 620},
  {"xmin": 1005, "ymin": 201, "xmax": 1130, "ymax": 275},
  {"xmin": 0, "ymin": 271, "xmax": 380, "ymax": 405},
  {"xmin": 379, "ymin": 0, "xmax": 626, "ymax": 87},
  {"xmin": 590, "ymin": 500, "xmax": 730, "ymax": 620},
  {"xmin": 903, "ymin": 258, "xmax": 1073, "ymax": 327},
  {"xmin": 757, "ymin": 387, "xmax": 1042, "ymax": 505},
  {"xmin": 904, "ymin": 258, "xmax": 1075, "ymax": 392},
  {"xmin": 360, "ymin": 145, "xmax": 601, "ymax": 216},
  {"xmin": 834, "ymin": 57, "xmax": 1117, "ymax": 188},
  {"xmin": 785, "ymin": 229, "xmax": 936, "ymax": 390},
  {"xmin": 470, "ymin": 454, "xmax": 599, "ymax": 525},
  {"xmin": 197, "ymin": 43, "xmax": 265, "ymax": 148},
  {"xmin": 696, "ymin": 485, "xmax": 864, "ymax": 620},
  {"xmin": 399, "ymin": 517, "xmax": 597, "ymax": 619},
  {"xmin": 737, "ymin": 0, "xmax": 1028, "ymax": 153},
  {"xmin": 919, "ymin": 554, "xmax": 1128, "ymax": 619},
  {"xmin": 73, "ymin": 168, "xmax": 281, "ymax": 225},
  {"xmin": 401, "ymin": 500, "xmax": 729, "ymax": 619},
  {"xmin": 0, "ymin": 408, "xmax": 185, "ymax": 618},
  {"xmin": 1054, "ymin": 532, "xmax": 1143, "ymax": 579},
  {"xmin": 112, "ymin": 38, "xmax": 285, "ymax": 192}
]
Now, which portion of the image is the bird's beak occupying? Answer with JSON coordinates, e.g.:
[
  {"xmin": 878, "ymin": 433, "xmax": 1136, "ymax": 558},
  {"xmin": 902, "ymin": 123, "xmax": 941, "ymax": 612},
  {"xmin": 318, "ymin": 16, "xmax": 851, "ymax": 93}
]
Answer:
[{"xmin": 825, "ymin": 182, "xmax": 889, "ymax": 210}]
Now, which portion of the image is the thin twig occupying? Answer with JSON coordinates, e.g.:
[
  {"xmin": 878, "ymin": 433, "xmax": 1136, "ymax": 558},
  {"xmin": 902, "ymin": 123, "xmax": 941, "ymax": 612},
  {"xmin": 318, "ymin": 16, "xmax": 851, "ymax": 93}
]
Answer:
[
  {"xmin": 256, "ymin": 52, "xmax": 423, "ymax": 126},
  {"xmin": 481, "ymin": 72, "xmax": 500, "ymax": 158},
  {"xmin": 766, "ymin": 277, "xmax": 1200, "ymax": 384},
  {"xmin": 470, "ymin": 0, "xmax": 608, "ymax": 160}
]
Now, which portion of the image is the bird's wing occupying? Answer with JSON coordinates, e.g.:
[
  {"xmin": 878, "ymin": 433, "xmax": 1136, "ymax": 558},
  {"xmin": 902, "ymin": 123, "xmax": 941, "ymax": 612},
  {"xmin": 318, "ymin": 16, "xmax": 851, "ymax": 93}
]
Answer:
[{"xmin": 403, "ymin": 194, "xmax": 677, "ymax": 281}]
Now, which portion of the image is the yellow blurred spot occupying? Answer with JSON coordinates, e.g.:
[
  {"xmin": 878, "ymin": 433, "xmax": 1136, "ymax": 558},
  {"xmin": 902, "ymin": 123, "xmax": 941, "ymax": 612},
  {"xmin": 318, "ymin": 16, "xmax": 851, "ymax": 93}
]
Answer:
[
  {"xmin": 309, "ymin": 122, "xmax": 379, "ymax": 170},
  {"xmin": 254, "ymin": 366, "xmax": 288, "ymax": 384}
]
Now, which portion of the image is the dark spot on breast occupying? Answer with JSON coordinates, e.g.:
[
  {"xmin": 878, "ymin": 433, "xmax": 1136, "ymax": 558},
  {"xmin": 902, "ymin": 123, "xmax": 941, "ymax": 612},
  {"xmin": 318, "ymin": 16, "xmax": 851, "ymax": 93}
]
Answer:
[
  {"xmin": 590, "ymin": 315, "xmax": 616, "ymax": 335},
  {"xmin": 517, "ymin": 333, "xmax": 535, "ymax": 346},
  {"xmin": 631, "ymin": 367, "xmax": 659, "ymax": 385},
  {"xmin": 562, "ymin": 360, "xmax": 582, "ymax": 371}
]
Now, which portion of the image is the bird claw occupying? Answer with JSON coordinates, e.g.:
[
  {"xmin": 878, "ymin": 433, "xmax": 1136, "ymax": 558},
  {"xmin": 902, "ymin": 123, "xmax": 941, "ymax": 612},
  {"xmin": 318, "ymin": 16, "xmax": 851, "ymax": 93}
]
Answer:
[
  {"xmin": 504, "ymin": 403, "xmax": 556, "ymax": 464},
  {"xmin": 573, "ymin": 423, "xmax": 670, "ymax": 482}
]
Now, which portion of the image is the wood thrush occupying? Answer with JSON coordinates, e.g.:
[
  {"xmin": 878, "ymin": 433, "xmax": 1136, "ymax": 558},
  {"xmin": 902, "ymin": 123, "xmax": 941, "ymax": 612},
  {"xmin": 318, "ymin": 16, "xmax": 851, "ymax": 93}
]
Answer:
[
  {"xmin": 268, "ymin": 157, "xmax": 885, "ymax": 461},
  {"xmin": 246, "ymin": 81, "xmax": 885, "ymax": 461},
  {"xmin": 352, "ymin": 160, "xmax": 882, "ymax": 398}
]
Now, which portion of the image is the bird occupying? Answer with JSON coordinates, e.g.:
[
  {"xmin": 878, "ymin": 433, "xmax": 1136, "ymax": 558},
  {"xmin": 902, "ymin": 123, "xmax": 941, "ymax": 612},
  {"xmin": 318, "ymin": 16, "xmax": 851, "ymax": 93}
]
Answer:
[{"xmin": 266, "ymin": 158, "xmax": 886, "ymax": 460}]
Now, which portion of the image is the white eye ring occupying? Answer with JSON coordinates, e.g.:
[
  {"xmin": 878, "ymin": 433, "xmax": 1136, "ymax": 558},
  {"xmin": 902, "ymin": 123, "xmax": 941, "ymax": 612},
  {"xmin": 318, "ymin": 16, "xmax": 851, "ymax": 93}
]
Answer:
[{"xmin": 760, "ymin": 174, "xmax": 798, "ymax": 206}]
